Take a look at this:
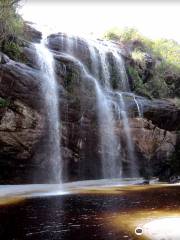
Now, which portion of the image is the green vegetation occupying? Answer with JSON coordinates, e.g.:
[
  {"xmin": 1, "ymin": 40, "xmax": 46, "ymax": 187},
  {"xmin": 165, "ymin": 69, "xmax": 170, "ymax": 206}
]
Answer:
[
  {"xmin": 2, "ymin": 40, "xmax": 22, "ymax": 60},
  {"xmin": 127, "ymin": 65, "xmax": 152, "ymax": 98},
  {"xmin": 0, "ymin": 97, "xmax": 10, "ymax": 108},
  {"xmin": 131, "ymin": 49, "xmax": 146, "ymax": 63},
  {"xmin": 104, "ymin": 27, "xmax": 180, "ymax": 99},
  {"xmin": 104, "ymin": 27, "xmax": 153, "ymax": 48},
  {"xmin": 0, "ymin": 0, "xmax": 24, "ymax": 60}
]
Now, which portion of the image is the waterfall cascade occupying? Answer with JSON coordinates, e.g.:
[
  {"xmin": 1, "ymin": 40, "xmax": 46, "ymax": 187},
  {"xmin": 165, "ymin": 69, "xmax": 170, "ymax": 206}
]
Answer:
[
  {"xmin": 33, "ymin": 31, "xmax": 144, "ymax": 181},
  {"xmin": 35, "ymin": 39, "xmax": 62, "ymax": 183},
  {"xmin": 55, "ymin": 34, "xmax": 143, "ymax": 178}
]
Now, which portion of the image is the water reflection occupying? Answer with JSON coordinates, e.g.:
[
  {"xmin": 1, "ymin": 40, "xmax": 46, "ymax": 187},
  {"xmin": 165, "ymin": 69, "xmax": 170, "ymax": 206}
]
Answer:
[
  {"xmin": 0, "ymin": 182, "xmax": 180, "ymax": 239},
  {"xmin": 143, "ymin": 217, "xmax": 180, "ymax": 240}
]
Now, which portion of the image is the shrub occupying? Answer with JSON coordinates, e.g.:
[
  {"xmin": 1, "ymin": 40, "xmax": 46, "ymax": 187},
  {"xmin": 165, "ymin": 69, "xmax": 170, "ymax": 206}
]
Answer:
[
  {"xmin": 104, "ymin": 27, "xmax": 180, "ymax": 73},
  {"xmin": 127, "ymin": 66, "xmax": 151, "ymax": 98},
  {"xmin": 0, "ymin": 97, "xmax": 10, "ymax": 108},
  {"xmin": 0, "ymin": 0, "xmax": 24, "ymax": 60},
  {"xmin": 152, "ymin": 39, "xmax": 180, "ymax": 73},
  {"xmin": 0, "ymin": 0, "xmax": 22, "ymax": 41},
  {"xmin": 132, "ymin": 49, "xmax": 146, "ymax": 62},
  {"xmin": 104, "ymin": 27, "xmax": 180, "ymax": 99},
  {"xmin": 104, "ymin": 27, "xmax": 121, "ymax": 41},
  {"xmin": 104, "ymin": 27, "xmax": 141, "ymax": 42},
  {"xmin": 2, "ymin": 40, "xmax": 22, "ymax": 60}
]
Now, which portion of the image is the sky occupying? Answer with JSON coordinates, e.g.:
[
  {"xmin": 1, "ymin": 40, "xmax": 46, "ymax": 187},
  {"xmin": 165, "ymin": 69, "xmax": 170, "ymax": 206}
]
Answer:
[{"xmin": 20, "ymin": 0, "xmax": 180, "ymax": 42}]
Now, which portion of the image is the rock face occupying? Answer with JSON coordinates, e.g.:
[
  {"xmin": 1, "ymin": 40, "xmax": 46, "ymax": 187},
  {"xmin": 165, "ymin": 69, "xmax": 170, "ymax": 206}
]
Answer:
[
  {"xmin": 0, "ymin": 31, "xmax": 179, "ymax": 183},
  {"xmin": 23, "ymin": 23, "xmax": 42, "ymax": 43},
  {"xmin": 127, "ymin": 118, "xmax": 177, "ymax": 178},
  {"xmin": 0, "ymin": 51, "xmax": 47, "ymax": 183}
]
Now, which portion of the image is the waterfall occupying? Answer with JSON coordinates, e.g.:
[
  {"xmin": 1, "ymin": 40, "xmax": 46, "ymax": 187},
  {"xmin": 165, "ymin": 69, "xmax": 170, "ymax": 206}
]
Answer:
[
  {"xmin": 56, "ymin": 50, "xmax": 120, "ymax": 178},
  {"xmin": 132, "ymin": 94, "xmax": 143, "ymax": 118},
  {"xmin": 111, "ymin": 50, "xmax": 130, "ymax": 91},
  {"xmin": 94, "ymin": 82, "xmax": 120, "ymax": 178},
  {"xmin": 87, "ymin": 42, "xmax": 100, "ymax": 79},
  {"xmin": 51, "ymin": 33, "xmax": 141, "ymax": 179},
  {"xmin": 86, "ymin": 41, "xmax": 120, "ymax": 178},
  {"xmin": 96, "ymin": 46, "xmax": 111, "ymax": 88},
  {"xmin": 35, "ymin": 39, "xmax": 62, "ymax": 183},
  {"xmin": 87, "ymin": 40, "xmax": 139, "ymax": 178},
  {"xmin": 117, "ymin": 93, "xmax": 138, "ymax": 177}
]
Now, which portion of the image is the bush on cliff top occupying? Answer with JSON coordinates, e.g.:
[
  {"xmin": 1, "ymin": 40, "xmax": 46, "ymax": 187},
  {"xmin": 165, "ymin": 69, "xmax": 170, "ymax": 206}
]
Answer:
[
  {"xmin": 104, "ymin": 27, "xmax": 180, "ymax": 65},
  {"xmin": 104, "ymin": 27, "xmax": 180, "ymax": 99},
  {"xmin": 104, "ymin": 27, "xmax": 180, "ymax": 71}
]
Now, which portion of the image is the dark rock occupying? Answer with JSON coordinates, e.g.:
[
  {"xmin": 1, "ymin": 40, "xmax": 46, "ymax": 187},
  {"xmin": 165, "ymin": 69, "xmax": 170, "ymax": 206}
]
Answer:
[
  {"xmin": 24, "ymin": 23, "xmax": 42, "ymax": 43},
  {"xmin": 0, "ymin": 53, "xmax": 47, "ymax": 183},
  {"xmin": 0, "ymin": 53, "xmax": 10, "ymax": 64},
  {"xmin": 143, "ymin": 99, "xmax": 180, "ymax": 131},
  {"xmin": 21, "ymin": 44, "xmax": 39, "ymax": 69},
  {"xmin": 0, "ymin": 55, "xmax": 43, "ymax": 110},
  {"xmin": 48, "ymin": 33, "xmax": 93, "ymax": 72}
]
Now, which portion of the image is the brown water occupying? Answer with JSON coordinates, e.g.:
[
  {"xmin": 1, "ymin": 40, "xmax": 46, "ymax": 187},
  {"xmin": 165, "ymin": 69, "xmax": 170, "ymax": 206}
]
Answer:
[{"xmin": 0, "ymin": 182, "xmax": 180, "ymax": 240}]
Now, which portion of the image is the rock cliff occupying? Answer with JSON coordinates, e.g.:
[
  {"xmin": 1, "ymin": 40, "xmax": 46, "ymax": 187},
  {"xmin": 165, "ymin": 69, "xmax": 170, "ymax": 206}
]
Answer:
[{"xmin": 0, "ymin": 29, "xmax": 179, "ymax": 183}]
